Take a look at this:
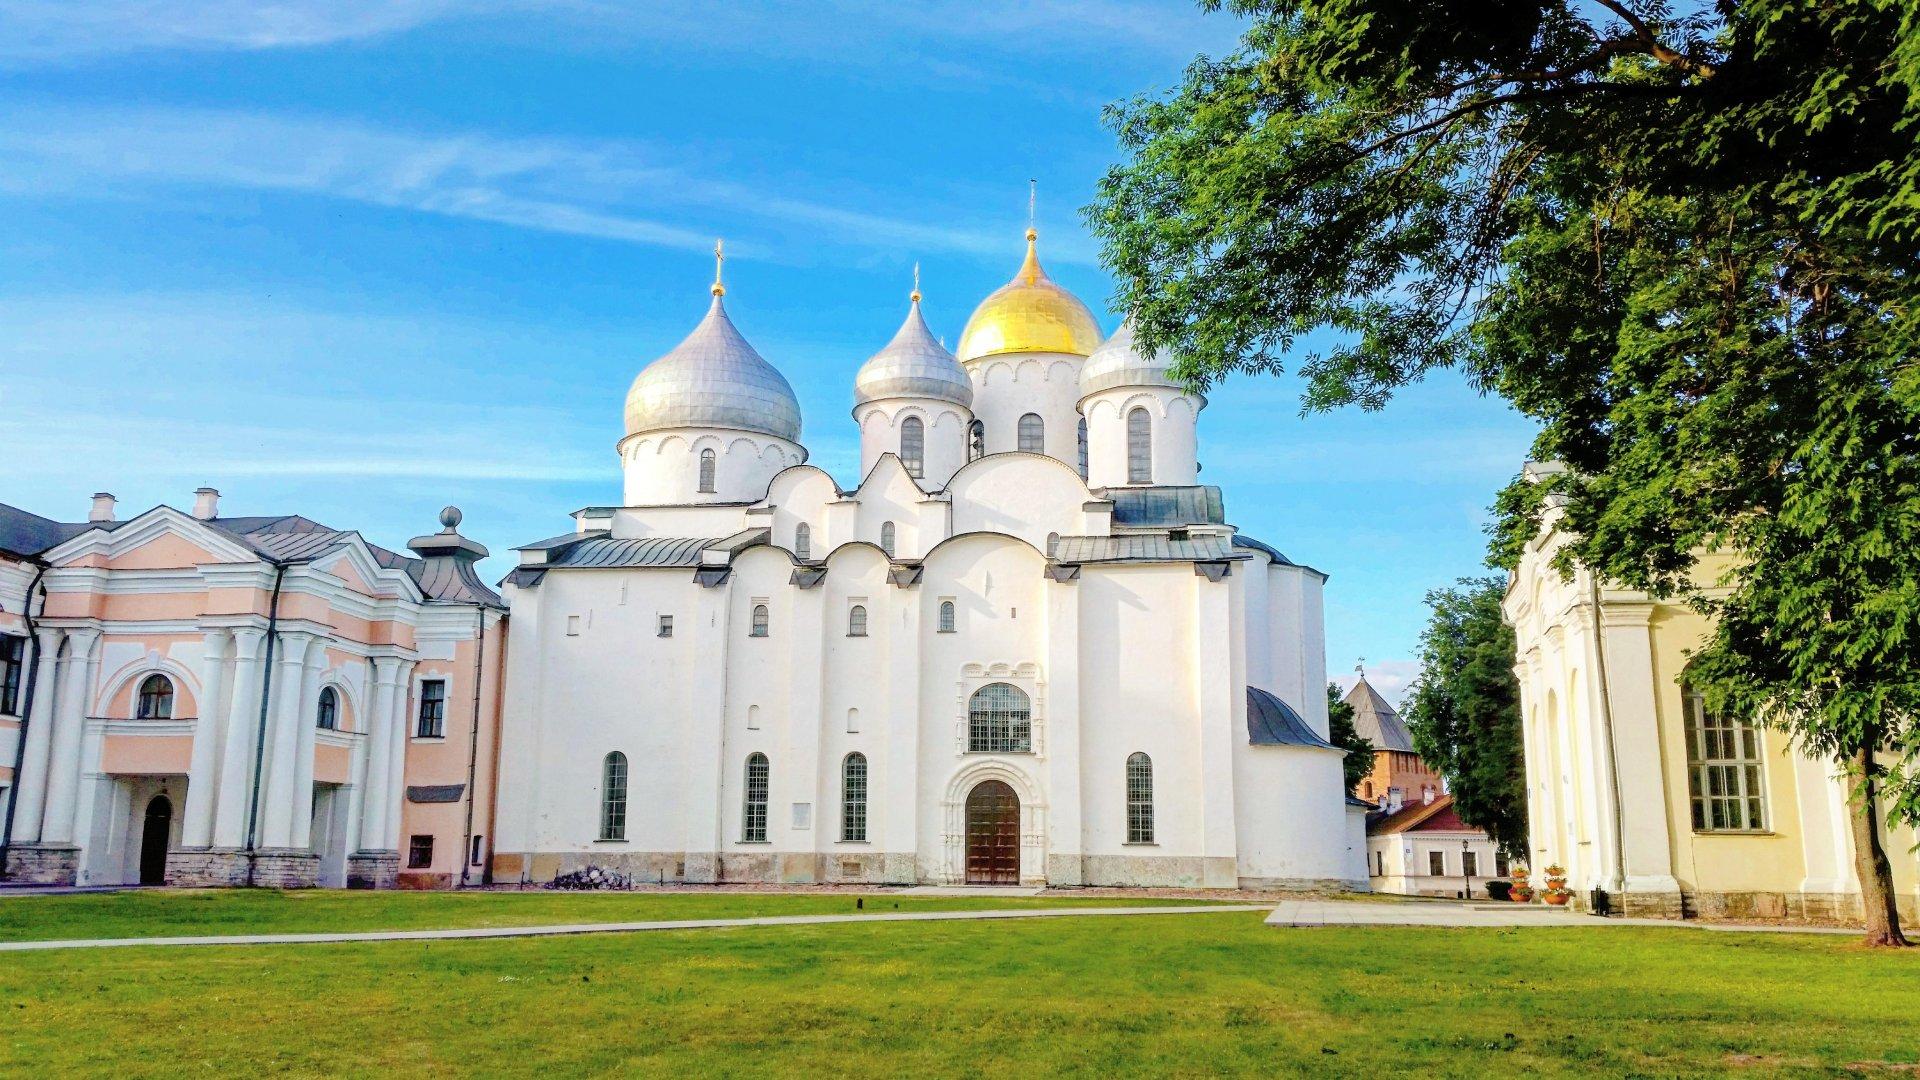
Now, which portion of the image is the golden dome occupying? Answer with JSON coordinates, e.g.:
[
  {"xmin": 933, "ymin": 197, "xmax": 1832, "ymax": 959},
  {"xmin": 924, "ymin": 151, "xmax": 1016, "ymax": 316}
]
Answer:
[{"xmin": 956, "ymin": 229, "xmax": 1104, "ymax": 363}]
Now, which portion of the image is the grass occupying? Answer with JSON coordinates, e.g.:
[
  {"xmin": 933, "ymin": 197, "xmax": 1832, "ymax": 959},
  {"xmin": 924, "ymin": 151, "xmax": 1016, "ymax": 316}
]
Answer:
[
  {"xmin": 1, "ymin": 898, "xmax": 1917, "ymax": 1077},
  {"xmin": 0, "ymin": 888, "xmax": 1217, "ymax": 942}
]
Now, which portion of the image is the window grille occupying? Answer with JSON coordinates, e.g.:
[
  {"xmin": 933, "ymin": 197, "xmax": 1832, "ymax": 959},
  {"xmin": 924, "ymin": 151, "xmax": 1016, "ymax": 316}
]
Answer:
[
  {"xmin": 841, "ymin": 752, "xmax": 868, "ymax": 842},
  {"xmin": 1126, "ymin": 752, "xmax": 1154, "ymax": 844},
  {"xmin": 967, "ymin": 682, "xmax": 1031, "ymax": 753},
  {"xmin": 1683, "ymin": 686, "xmax": 1769, "ymax": 831},
  {"xmin": 743, "ymin": 753, "xmax": 770, "ymax": 841},
  {"xmin": 1127, "ymin": 408, "xmax": 1152, "ymax": 483},
  {"xmin": 416, "ymin": 679, "xmax": 446, "ymax": 738},
  {"xmin": 750, "ymin": 604, "xmax": 770, "ymax": 637},
  {"xmin": 600, "ymin": 752, "xmax": 628, "ymax": 840},
  {"xmin": 848, "ymin": 605, "xmax": 868, "ymax": 637},
  {"xmin": 1017, "ymin": 413, "xmax": 1044, "ymax": 453},
  {"xmin": 938, "ymin": 600, "xmax": 956, "ymax": 633},
  {"xmin": 136, "ymin": 674, "xmax": 174, "ymax": 719},
  {"xmin": 879, "ymin": 522, "xmax": 895, "ymax": 556},
  {"xmin": 901, "ymin": 416, "xmax": 924, "ymax": 478}
]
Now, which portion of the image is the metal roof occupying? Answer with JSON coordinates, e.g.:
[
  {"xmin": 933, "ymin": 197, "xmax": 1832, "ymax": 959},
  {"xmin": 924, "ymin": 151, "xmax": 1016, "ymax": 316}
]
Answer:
[
  {"xmin": 1051, "ymin": 533, "xmax": 1235, "ymax": 564},
  {"xmin": 1345, "ymin": 676, "xmax": 1416, "ymax": 752},
  {"xmin": 1230, "ymin": 533, "xmax": 1295, "ymax": 567},
  {"xmin": 624, "ymin": 294, "xmax": 802, "ymax": 442},
  {"xmin": 546, "ymin": 536, "xmax": 721, "ymax": 569},
  {"xmin": 0, "ymin": 503, "xmax": 92, "ymax": 559},
  {"xmin": 1247, "ymin": 686, "xmax": 1336, "ymax": 749},
  {"xmin": 1101, "ymin": 485, "xmax": 1226, "ymax": 527},
  {"xmin": 406, "ymin": 784, "xmax": 465, "ymax": 804},
  {"xmin": 854, "ymin": 298, "xmax": 973, "ymax": 408}
]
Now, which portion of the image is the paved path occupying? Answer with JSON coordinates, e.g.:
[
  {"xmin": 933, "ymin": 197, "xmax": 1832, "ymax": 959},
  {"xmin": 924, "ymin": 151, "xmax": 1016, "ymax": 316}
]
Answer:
[
  {"xmin": 1266, "ymin": 899, "xmax": 1862, "ymax": 935},
  {"xmin": 0, "ymin": 903, "xmax": 1267, "ymax": 953}
]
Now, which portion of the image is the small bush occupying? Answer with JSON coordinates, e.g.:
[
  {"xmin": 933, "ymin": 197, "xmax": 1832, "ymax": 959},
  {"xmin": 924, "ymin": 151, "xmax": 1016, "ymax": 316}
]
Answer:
[{"xmin": 1484, "ymin": 880, "xmax": 1513, "ymax": 902}]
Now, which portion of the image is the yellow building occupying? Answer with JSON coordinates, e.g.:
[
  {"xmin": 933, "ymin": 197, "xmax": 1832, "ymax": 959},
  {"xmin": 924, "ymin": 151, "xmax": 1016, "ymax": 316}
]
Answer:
[{"xmin": 1504, "ymin": 463, "xmax": 1919, "ymax": 922}]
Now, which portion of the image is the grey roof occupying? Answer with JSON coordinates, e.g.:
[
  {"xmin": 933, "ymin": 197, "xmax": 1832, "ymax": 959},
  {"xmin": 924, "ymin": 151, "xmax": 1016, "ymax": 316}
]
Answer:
[
  {"xmin": 406, "ymin": 784, "xmax": 465, "ymax": 804},
  {"xmin": 1230, "ymin": 533, "xmax": 1295, "ymax": 567},
  {"xmin": 1078, "ymin": 317, "xmax": 1194, "ymax": 400},
  {"xmin": 1103, "ymin": 486, "xmax": 1226, "ymax": 527},
  {"xmin": 1247, "ymin": 686, "xmax": 1336, "ymax": 749},
  {"xmin": 0, "ymin": 503, "xmax": 93, "ymax": 559},
  {"xmin": 1345, "ymin": 676, "xmax": 1415, "ymax": 752},
  {"xmin": 624, "ymin": 294, "xmax": 803, "ymax": 442},
  {"xmin": 544, "ymin": 536, "xmax": 720, "ymax": 569},
  {"xmin": 1051, "ymin": 533, "xmax": 1235, "ymax": 564},
  {"xmin": 854, "ymin": 298, "xmax": 973, "ymax": 408}
]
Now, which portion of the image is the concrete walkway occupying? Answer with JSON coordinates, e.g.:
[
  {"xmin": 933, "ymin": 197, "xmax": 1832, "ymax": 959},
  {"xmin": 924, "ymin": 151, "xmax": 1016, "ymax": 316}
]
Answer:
[
  {"xmin": 0, "ymin": 903, "xmax": 1268, "ymax": 953},
  {"xmin": 1266, "ymin": 899, "xmax": 1863, "ymax": 935}
]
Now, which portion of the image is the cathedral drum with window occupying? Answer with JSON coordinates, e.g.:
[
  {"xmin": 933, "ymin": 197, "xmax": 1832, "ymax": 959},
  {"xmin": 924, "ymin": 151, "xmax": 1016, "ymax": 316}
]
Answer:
[{"xmin": 491, "ymin": 234, "xmax": 1367, "ymax": 889}]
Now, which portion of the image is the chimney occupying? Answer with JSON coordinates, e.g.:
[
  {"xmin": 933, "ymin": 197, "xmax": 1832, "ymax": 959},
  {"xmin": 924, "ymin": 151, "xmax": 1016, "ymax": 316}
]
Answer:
[
  {"xmin": 1424, "ymin": 787, "xmax": 1436, "ymax": 806},
  {"xmin": 192, "ymin": 487, "xmax": 220, "ymax": 520},
  {"xmin": 88, "ymin": 492, "xmax": 116, "ymax": 523}
]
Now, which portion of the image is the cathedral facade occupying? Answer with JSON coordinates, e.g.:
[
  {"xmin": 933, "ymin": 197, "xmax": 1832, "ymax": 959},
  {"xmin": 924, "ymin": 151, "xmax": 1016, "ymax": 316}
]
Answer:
[{"xmin": 492, "ymin": 233, "xmax": 1365, "ymax": 889}]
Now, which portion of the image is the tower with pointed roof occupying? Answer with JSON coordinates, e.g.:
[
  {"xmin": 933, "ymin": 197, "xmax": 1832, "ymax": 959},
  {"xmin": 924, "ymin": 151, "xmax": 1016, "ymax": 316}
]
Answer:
[
  {"xmin": 853, "ymin": 271, "xmax": 974, "ymax": 488},
  {"xmin": 1344, "ymin": 673, "xmax": 1441, "ymax": 811}
]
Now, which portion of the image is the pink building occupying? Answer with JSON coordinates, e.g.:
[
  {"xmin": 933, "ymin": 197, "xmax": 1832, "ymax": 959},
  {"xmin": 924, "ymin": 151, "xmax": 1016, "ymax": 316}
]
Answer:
[{"xmin": 0, "ymin": 491, "xmax": 505, "ymax": 888}]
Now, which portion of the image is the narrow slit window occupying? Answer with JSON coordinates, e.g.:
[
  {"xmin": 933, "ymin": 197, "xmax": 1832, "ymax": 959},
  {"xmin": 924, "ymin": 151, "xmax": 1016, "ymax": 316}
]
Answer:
[
  {"xmin": 1127, "ymin": 407, "xmax": 1152, "ymax": 483},
  {"xmin": 1126, "ymin": 752, "xmax": 1154, "ymax": 843},
  {"xmin": 938, "ymin": 600, "xmax": 956, "ymax": 633},
  {"xmin": 848, "ymin": 604, "xmax": 868, "ymax": 637},
  {"xmin": 750, "ymin": 604, "xmax": 770, "ymax": 638},
  {"xmin": 600, "ymin": 751, "xmax": 628, "ymax": 841},
  {"xmin": 841, "ymin": 752, "xmax": 868, "ymax": 843},
  {"xmin": 879, "ymin": 522, "xmax": 895, "ymax": 557},
  {"xmin": 901, "ymin": 416, "xmax": 924, "ymax": 478},
  {"xmin": 1017, "ymin": 413, "xmax": 1044, "ymax": 453},
  {"xmin": 698, "ymin": 448, "xmax": 717, "ymax": 493},
  {"xmin": 794, "ymin": 523, "xmax": 811, "ymax": 561},
  {"xmin": 968, "ymin": 419, "xmax": 985, "ymax": 461},
  {"xmin": 743, "ymin": 753, "xmax": 770, "ymax": 842}
]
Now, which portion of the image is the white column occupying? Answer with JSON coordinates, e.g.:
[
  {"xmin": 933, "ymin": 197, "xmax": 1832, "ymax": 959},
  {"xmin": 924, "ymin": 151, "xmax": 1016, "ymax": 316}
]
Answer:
[
  {"xmin": 8, "ymin": 627, "xmax": 64, "ymax": 845},
  {"xmin": 289, "ymin": 648, "xmax": 325, "ymax": 850},
  {"xmin": 882, "ymin": 587, "xmax": 922, "ymax": 882},
  {"xmin": 358, "ymin": 657, "xmax": 401, "ymax": 852},
  {"xmin": 38, "ymin": 627, "xmax": 100, "ymax": 845},
  {"xmin": 180, "ymin": 630, "xmax": 232, "ymax": 847},
  {"xmin": 1193, "ymin": 574, "xmax": 1238, "ymax": 887},
  {"xmin": 1043, "ymin": 575, "xmax": 1083, "ymax": 885},
  {"xmin": 681, "ymin": 588, "xmax": 731, "ymax": 881},
  {"xmin": 211, "ymin": 628, "xmax": 266, "ymax": 848},
  {"xmin": 382, "ymin": 660, "xmax": 415, "ymax": 850},
  {"xmin": 1594, "ymin": 605, "xmax": 1680, "ymax": 896},
  {"xmin": 259, "ymin": 632, "xmax": 314, "ymax": 848},
  {"xmin": 787, "ymin": 586, "xmax": 825, "ymax": 869}
]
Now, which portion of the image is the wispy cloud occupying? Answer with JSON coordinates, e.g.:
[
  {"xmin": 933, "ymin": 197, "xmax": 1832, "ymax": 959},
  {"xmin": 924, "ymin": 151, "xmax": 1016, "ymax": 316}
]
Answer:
[
  {"xmin": 0, "ymin": 0, "xmax": 487, "ymax": 63},
  {"xmin": 0, "ymin": 103, "xmax": 1055, "ymax": 263}
]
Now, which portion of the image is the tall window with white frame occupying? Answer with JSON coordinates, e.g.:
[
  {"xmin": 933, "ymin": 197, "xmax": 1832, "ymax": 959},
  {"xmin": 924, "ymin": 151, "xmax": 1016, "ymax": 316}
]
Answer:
[
  {"xmin": 750, "ymin": 604, "xmax": 770, "ymax": 638},
  {"xmin": 0, "ymin": 635, "xmax": 25, "ymax": 715},
  {"xmin": 1683, "ymin": 683, "xmax": 1769, "ymax": 831},
  {"xmin": 967, "ymin": 682, "xmax": 1031, "ymax": 753},
  {"xmin": 1017, "ymin": 413, "xmax": 1044, "ymax": 453},
  {"xmin": 1428, "ymin": 850, "xmax": 1446, "ymax": 876},
  {"xmin": 1127, "ymin": 407, "xmax": 1153, "ymax": 483},
  {"xmin": 600, "ymin": 751, "xmax": 628, "ymax": 841},
  {"xmin": 794, "ymin": 523, "xmax": 811, "ymax": 561},
  {"xmin": 841, "ymin": 752, "xmax": 867, "ymax": 842},
  {"xmin": 416, "ymin": 679, "xmax": 447, "ymax": 738},
  {"xmin": 742, "ymin": 752, "xmax": 770, "ymax": 842},
  {"xmin": 698, "ymin": 448, "xmax": 717, "ymax": 493},
  {"xmin": 316, "ymin": 686, "xmax": 338, "ymax": 730},
  {"xmin": 848, "ymin": 604, "xmax": 868, "ymax": 637},
  {"xmin": 879, "ymin": 522, "xmax": 896, "ymax": 557},
  {"xmin": 900, "ymin": 416, "xmax": 924, "ymax": 478},
  {"xmin": 1125, "ymin": 752, "xmax": 1154, "ymax": 843},
  {"xmin": 938, "ymin": 600, "xmax": 956, "ymax": 633},
  {"xmin": 136, "ymin": 673, "xmax": 173, "ymax": 719}
]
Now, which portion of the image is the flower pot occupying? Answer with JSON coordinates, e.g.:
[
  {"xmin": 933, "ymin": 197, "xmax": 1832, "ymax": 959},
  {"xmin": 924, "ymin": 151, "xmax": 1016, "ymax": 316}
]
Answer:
[{"xmin": 1543, "ymin": 891, "xmax": 1570, "ymax": 906}]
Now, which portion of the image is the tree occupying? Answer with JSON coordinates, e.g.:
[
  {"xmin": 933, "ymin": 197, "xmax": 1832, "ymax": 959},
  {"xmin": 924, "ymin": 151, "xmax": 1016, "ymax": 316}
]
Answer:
[
  {"xmin": 1090, "ymin": 1, "xmax": 1920, "ymax": 945},
  {"xmin": 1327, "ymin": 681, "xmax": 1375, "ymax": 792},
  {"xmin": 1402, "ymin": 579, "xmax": 1528, "ymax": 859}
]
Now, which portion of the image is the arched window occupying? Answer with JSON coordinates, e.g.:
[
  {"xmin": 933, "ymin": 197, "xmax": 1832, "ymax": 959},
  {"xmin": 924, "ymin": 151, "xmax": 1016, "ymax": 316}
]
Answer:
[
  {"xmin": 967, "ymin": 682, "xmax": 1031, "ymax": 753},
  {"xmin": 750, "ymin": 604, "xmax": 770, "ymax": 637},
  {"xmin": 879, "ymin": 522, "xmax": 896, "ymax": 556},
  {"xmin": 698, "ymin": 448, "xmax": 717, "ymax": 493},
  {"xmin": 795, "ymin": 523, "xmax": 811, "ymax": 561},
  {"xmin": 848, "ymin": 604, "xmax": 868, "ymax": 637},
  {"xmin": 938, "ymin": 600, "xmax": 956, "ymax": 633},
  {"xmin": 743, "ymin": 752, "xmax": 770, "ymax": 842},
  {"xmin": 1682, "ymin": 682, "xmax": 1768, "ymax": 831},
  {"xmin": 1077, "ymin": 417, "xmax": 1089, "ymax": 478},
  {"xmin": 316, "ymin": 687, "xmax": 339, "ymax": 730},
  {"xmin": 968, "ymin": 419, "xmax": 985, "ymax": 461},
  {"xmin": 1127, "ymin": 752, "xmax": 1154, "ymax": 843},
  {"xmin": 900, "ymin": 416, "xmax": 925, "ymax": 478},
  {"xmin": 600, "ymin": 752, "xmax": 628, "ymax": 841},
  {"xmin": 1127, "ymin": 408, "xmax": 1152, "ymax": 483},
  {"xmin": 1046, "ymin": 531, "xmax": 1060, "ymax": 557},
  {"xmin": 1017, "ymin": 413, "xmax": 1044, "ymax": 453},
  {"xmin": 136, "ymin": 674, "xmax": 174, "ymax": 720},
  {"xmin": 841, "ymin": 752, "xmax": 868, "ymax": 842}
]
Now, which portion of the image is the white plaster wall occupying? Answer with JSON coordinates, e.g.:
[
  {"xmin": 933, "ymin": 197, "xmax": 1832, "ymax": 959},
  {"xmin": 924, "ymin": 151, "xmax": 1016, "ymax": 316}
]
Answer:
[
  {"xmin": 965, "ymin": 353, "xmax": 1086, "ymax": 468},
  {"xmin": 1232, "ymin": 744, "xmax": 1354, "ymax": 885},
  {"xmin": 947, "ymin": 455, "xmax": 1093, "ymax": 556},
  {"xmin": 856, "ymin": 402, "xmax": 972, "ymax": 490},
  {"xmin": 1083, "ymin": 390, "xmax": 1200, "ymax": 489},
  {"xmin": 619, "ymin": 429, "xmax": 805, "ymax": 506}
]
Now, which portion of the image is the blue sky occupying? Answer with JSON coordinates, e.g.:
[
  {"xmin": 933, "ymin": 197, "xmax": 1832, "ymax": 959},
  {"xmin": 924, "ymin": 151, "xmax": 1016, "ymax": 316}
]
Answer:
[{"xmin": 0, "ymin": 1, "xmax": 1536, "ymax": 704}]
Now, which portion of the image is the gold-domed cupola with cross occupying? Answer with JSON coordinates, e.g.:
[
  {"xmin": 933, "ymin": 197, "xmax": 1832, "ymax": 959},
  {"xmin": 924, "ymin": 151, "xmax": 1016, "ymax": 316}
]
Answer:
[{"xmin": 956, "ymin": 229, "xmax": 1104, "ymax": 364}]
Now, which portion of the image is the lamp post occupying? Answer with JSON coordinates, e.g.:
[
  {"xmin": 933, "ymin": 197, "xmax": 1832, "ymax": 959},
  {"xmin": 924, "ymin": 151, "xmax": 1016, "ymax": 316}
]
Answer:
[{"xmin": 1462, "ymin": 838, "xmax": 1474, "ymax": 901}]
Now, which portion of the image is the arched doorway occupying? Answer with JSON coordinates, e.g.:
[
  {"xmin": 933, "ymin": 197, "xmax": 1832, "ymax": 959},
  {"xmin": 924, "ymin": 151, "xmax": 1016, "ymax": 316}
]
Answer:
[
  {"xmin": 965, "ymin": 780, "xmax": 1021, "ymax": 885},
  {"xmin": 139, "ymin": 794, "xmax": 172, "ymax": 886}
]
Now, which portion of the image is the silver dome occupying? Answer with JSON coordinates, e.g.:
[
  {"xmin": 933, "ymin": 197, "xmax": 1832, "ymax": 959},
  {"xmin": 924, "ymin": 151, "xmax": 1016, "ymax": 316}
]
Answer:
[
  {"xmin": 1078, "ymin": 317, "xmax": 1195, "ymax": 401},
  {"xmin": 624, "ymin": 294, "xmax": 803, "ymax": 442},
  {"xmin": 854, "ymin": 297, "xmax": 973, "ymax": 409}
]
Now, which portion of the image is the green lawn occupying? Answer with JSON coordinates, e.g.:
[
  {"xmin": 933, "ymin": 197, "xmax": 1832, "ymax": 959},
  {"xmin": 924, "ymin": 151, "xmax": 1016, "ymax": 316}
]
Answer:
[
  {"xmin": 0, "ymin": 888, "xmax": 1215, "ymax": 942},
  {"xmin": 2, "ymin": 901, "xmax": 1916, "ymax": 1076}
]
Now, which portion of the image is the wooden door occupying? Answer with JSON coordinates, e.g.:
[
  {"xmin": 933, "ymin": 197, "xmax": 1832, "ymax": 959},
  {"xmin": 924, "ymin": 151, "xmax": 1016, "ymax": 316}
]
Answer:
[
  {"xmin": 139, "ymin": 794, "xmax": 172, "ymax": 886},
  {"xmin": 965, "ymin": 780, "xmax": 1021, "ymax": 885}
]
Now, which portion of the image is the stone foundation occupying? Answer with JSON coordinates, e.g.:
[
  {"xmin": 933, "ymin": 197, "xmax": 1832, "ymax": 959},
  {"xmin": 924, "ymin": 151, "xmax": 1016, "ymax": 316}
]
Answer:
[
  {"xmin": 1238, "ymin": 875, "xmax": 1370, "ymax": 892},
  {"xmin": 248, "ymin": 848, "xmax": 320, "ymax": 888},
  {"xmin": 167, "ymin": 848, "xmax": 253, "ymax": 887},
  {"xmin": 2, "ymin": 844, "xmax": 79, "ymax": 885},
  {"xmin": 346, "ymin": 850, "xmax": 400, "ymax": 890},
  {"xmin": 1080, "ymin": 854, "xmax": 1239, "ymax": 889},
  {"xmin": 1603, "ymin": 888, "xmax": 1918, "ymax": 925}
]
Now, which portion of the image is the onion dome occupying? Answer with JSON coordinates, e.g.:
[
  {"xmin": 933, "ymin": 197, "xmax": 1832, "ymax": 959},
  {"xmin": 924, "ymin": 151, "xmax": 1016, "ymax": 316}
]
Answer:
[
  {"xmin": 854, "ymin": 287, "xmax": 973, "ymax": 409},
  {"xmin": 623, "ymin": 289, "xmax": 803, "ymax": 443},
  {"xmin": 1078, "ymin": 317, "xmax": 1193, "ymax": 401},
  {"xmin": 956, "ymin": 229, "xmax": 1103, "ymax": 363}
]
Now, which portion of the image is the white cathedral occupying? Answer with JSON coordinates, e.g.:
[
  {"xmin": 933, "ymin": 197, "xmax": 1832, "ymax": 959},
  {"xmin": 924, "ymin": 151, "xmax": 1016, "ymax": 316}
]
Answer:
[{"xmin": 492, "ymin": 231, "xmax": 1365, "ymax": 889}]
